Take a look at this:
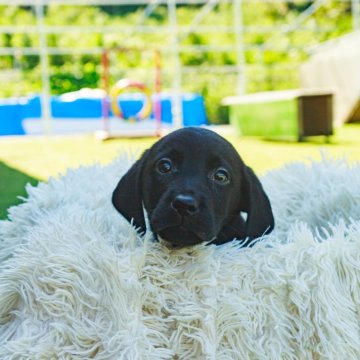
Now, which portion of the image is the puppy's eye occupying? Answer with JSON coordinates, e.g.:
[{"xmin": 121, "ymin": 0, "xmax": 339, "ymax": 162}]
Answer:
[
  {"xmin": 213, "ymin": 168, "xmax": 230, "ymax": 184},
  {"xmin": 156, "ymin": 158, "xmax": 173, "ymax": 174}
]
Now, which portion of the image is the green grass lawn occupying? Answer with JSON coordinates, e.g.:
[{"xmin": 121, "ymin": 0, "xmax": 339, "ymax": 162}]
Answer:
[{"xmin": 1, "ymin": 124, "xmax": 359, "ymax": 219}]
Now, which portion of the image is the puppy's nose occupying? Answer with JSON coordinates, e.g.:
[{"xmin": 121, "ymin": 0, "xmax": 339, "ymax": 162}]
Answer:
[{"xmin": 171, "ymin": 194, "xmax": 198, "ymax": 216}]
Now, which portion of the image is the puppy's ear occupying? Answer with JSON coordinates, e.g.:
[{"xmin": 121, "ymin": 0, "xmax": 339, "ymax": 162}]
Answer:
[
  {"xmin": 240, "ymin": 165, "xmax": 274, "ymax": 239},
  {"xmin": 112, "ymin": 151, "xmax": 149, "ymax": 233},
  {"xmin": 213, "ymin": 165, "xmax": 274, "ymax": 246}
]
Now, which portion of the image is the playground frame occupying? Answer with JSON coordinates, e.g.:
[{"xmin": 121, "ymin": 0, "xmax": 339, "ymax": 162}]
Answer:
[{"xmin": 100, "ymin": 47, "xmax": 163, "ymax": 138}]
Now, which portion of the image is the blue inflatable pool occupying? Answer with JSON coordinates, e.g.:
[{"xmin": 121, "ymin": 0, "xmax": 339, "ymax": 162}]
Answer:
[{"xmin": 0, "ymin": 90, "xmax": 207, "ymax": 136}]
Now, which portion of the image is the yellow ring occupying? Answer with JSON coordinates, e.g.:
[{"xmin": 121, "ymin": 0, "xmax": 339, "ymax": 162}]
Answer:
[{"xmin": 110, "ymin": 79, "xmax": 152, "ymax": 121}]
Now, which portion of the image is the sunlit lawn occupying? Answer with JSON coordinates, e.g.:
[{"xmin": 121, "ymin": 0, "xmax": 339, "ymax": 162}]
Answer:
[{"xmin": 1, "ymin": 123, "xmax": 359, "ymax": 219}]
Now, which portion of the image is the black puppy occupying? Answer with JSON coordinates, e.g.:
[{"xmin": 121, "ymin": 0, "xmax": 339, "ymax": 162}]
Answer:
[{"xmin": 112, "ymin": 127, "xmax": 274, "ymax": 248}]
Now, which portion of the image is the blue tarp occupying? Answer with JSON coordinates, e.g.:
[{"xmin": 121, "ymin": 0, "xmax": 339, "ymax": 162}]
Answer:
[
  {"xmin": 0, "ymin": 98, "xmax": 27, "ymax": 135},
  {"xmin": 0, "ymin": 92, "xmax": 207, "ymax": 136}
]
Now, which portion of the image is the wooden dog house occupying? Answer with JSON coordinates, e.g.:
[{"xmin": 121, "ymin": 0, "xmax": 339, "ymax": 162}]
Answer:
[{"xmin": 222, "ymin": 89, "xmax": 333, "ymax": 141}]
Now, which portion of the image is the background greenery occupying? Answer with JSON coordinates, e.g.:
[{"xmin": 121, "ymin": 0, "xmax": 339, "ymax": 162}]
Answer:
[{"xmin": 0, "ymin": 1, "xmax": 353, "ymax": 123}]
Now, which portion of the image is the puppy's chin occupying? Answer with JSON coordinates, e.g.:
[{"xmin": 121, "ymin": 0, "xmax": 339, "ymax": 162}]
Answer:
[{"xmin": 157, "ymin": 226, "xmax": 206, "ymax": 248}]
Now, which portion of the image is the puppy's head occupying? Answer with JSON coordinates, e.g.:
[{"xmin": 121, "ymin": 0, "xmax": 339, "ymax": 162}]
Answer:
[{"xmin": 112, "ymin": 127, "xmax": 274, "ymax": 248}]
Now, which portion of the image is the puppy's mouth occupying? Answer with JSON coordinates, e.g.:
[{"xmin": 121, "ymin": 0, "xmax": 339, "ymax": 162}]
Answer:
[{"xmin": 157, "ymin": 225, "xmax": 207, "ymax": 248}]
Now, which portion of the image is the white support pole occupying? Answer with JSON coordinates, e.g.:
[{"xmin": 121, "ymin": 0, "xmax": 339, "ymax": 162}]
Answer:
[
  {"xmin": 128, "ymin": 0, "xmax": 161, "ymax": 36},
  {"xmin": 352, "ymin": 0, "xmax": 360, "ymax": 31},
  {"xmin": 284, "ymin": 0, "xmax": 324, "ymax": 33},
  {"xmin": 168, "ymin": 0, "xmax": 183, "ymax": 129},
  {"xmin": 136, "ymin": 0, "xmax": 161, "ymax": 26},
  {"xmin": 35, "ymin": 0, "xmax": 52, "ymax": 134},
  {"xmin": 233, "ymin": 0, "xmax": 246, "ymax": 95},
  {"xmin": 179, "ymin": 0, "xmax": 219, "ymax": 41}
]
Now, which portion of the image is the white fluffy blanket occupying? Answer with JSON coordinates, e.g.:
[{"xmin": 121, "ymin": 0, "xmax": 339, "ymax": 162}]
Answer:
[{"xmin": 1, "ymin": 155, "xmax": 360, "ymax": 359}]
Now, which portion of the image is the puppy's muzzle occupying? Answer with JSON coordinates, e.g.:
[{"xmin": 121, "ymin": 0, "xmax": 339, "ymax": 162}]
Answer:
[
  {"xmin": 152, "ymin": 193, "xmax": 212, "ymax": 247},
  {"xmin": 171, "ymin": 194, "xmax": 198, "ymax": 217}
]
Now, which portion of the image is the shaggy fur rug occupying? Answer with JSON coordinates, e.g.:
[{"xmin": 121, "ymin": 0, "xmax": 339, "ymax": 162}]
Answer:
[{"xmin": 1, "ymin": 154, "xmax": 360, "ymax": 359}]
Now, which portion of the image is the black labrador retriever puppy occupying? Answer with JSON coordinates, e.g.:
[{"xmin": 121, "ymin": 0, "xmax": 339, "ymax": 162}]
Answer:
[{"xmin": 112, "ymin": 127, "xmax": 274, "ymax": 248}]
